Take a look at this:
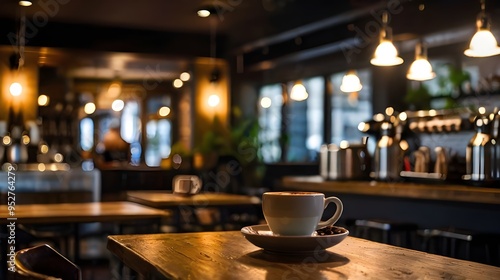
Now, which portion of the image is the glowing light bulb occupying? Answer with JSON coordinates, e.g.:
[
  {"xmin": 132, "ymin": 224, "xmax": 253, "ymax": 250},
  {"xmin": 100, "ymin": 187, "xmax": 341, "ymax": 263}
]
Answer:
[
  {"xmin": 9, "ymin": 82, "xmax": 22, "ymax": 96},
  {"xmin": 260, "ymin": 97, "xmax": 272, "ymax": 108},
  {"xmin": 112, "ymin": 99, "xmax": 124, "ymax": 112},
  {"xmin": 208, "ymin": 94, "xmax": 220, "ymax": 107}
]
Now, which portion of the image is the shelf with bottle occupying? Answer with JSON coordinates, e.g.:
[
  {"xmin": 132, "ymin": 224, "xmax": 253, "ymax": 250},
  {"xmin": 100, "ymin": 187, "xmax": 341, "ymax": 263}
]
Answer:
[{"xmin": 404, "ymin": 108, "xmax": 475, "ymax": 134}]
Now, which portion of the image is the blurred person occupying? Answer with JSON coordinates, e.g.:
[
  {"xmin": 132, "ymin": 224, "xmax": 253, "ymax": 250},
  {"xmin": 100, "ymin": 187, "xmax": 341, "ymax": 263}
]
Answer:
[{"xmin": 95, "ymin": 119, "xmax": 130, "ymax": 168}]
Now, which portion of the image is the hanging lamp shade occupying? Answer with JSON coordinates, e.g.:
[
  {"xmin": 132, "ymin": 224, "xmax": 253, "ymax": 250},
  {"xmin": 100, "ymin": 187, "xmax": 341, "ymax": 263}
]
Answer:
[
  {"xmin": 407, "ymin": 42, "xmax": 436, "ymax": 81},
  {"xmin": 371, "ymin": 39, "xmax": 404, "ymax": 66},
  {"xmin": 465, "ymin": 0, "xmax": 500, "ymax": 57},
  {"xmin": 290, "ymin": 82, "xmax": 308, "ymax": 101},
  {"xmin": 340, "ymin": 70, "xmax": 363, "ymax": 93},
  {"xmin": 370, "ymin": 12, "xmax": 403, "ymax": 66}
]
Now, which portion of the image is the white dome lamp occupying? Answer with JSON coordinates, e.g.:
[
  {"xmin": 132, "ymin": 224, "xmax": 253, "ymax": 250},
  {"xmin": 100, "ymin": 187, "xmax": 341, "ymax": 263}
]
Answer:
[
  {"xmin": 407, "ymin": 42, "xmax": 436, "ymax": 81},
  {"xmin": 290, "ymin": 81, "xmax": 309, "ymax": 101},
  {"xmin": 465, "ymin": 0, "xmax": 500, "ymax": 57},
  {"xmin": 370, "ymin": 11, "xmax": 403, "ymax": 66},
  {"xmin": 340, "ymin": 70, "xmax": 363, "ymax": 93}
]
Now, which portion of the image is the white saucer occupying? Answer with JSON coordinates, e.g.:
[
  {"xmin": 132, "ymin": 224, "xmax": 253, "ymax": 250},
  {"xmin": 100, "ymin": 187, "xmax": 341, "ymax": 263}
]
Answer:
[{"xmin": 241, "ymin": 224, "xmax": 349, "ymax": 253}]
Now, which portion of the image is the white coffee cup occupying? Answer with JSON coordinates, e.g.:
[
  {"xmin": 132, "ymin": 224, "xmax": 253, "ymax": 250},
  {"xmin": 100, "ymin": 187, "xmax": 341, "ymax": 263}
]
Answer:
[
  {"xmin": 262, "ymin": 191, "xmax": 343, "ymax": 236},
  {"xmin": 173, "ymin": 175, "xmax": 201, "ymax": 195}
]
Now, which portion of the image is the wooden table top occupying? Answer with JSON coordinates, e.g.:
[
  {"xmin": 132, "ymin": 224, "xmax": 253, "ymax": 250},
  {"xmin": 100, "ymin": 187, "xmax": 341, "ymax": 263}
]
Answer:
[
  {"xmin": 0, "ymin": 201, "xmax": 170, "ymax": 224},
  {"xmin": 282, "ymin": 176, "xmax": 500, "ymax": 205},
  {"xmin": 107, "ymin": 231, "xmax": 500, "ymax": 280},
  {"xmin": 126, "ymin": 191, "xmax": 261, "ymax": 208}
]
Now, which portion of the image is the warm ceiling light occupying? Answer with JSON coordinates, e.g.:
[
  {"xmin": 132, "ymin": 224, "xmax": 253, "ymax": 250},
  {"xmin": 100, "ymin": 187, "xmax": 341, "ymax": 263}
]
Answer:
[
  {"xmin": 208, "ymin": 94, "xmax": 220, "ymax": 107},
  {"xmin": 464, "ymin": 0, "xmax": 500, "ymax": 57},
  {"xmin": 158, "ymin": 106, "xmax": 171, "ymax": 117},
  {"xmin": 111, "ymin": 99, "xmax": 124, "ymax": 112},
  {"xmin": 180, "ymin": 72, "xmax": 191, "ymax": 81},
  {"xmin": 340, "ymin": 70, "xmax": 363, "ymax": 93},
  {"xmin": 197, "ymin": 9, "xmax": 211, "ymax": 18},
  {"xmin": 173, "ymin": 78, "xmax": 183, "ymax": 88},
  {"xmin": 9, "ymin": 82, "xmax": 23, "ymax": 96},
  {"xmin": 407, "ymin": 42, "xmax": 436, "ymax": 81},
  {"xmin": 84, "ymin": 102, "xmax": 96, "ymax": 114},
  {"xmin": 290, "ymin": 82, "xmax": 309, "ymax": 101},
  {"xmin": 38, "ymin": 94, "xmax": 50, "ymax": 106},
  {"xmin": 260, "ymin": 97, "xmax": 272, "ymax": 108},
  {"xmin": 18, "ymin": 1, "xmax": 32, "ymax": 7},
  {"xmin": 370, "ymin": 12, "xmax": 403, "ymax": 66}
]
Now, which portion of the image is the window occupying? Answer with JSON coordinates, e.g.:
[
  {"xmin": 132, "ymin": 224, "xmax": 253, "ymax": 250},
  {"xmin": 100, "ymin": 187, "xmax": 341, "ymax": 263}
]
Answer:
[
  {"xmin": 144, "ymin": 96, "xmax": 172, "ymax": 167},
  {"xmin": 145, "ymin": 119, "xmax": 172, "ymax": 167},
  {"xmin": 330, "ymin": 69, "xmax": 372, "ymax": 145},
  {"xmin": 121, "ymin": 99, "xmax": 142, "ymax": 165},
  {"xmin": 79, "ymin": 118, "xmax": 94, "ymax": 151},
  {"xmin": 257, "ymin": 71, "xmax": 372, "ymax": 163},
  {"xmin": 258, "ymin": 76, "xmax": 325, "ymax": 163},
  {"xmin": 121, "ymin": 100, "xmax": 141, "ymax": 143},
  {"xmin": 258, "ymin": 84, "xmax": 283, "ymax": 163},
  {"xmin": 286, "ymin": 77, "xmax": 324, "ymax": 162}
]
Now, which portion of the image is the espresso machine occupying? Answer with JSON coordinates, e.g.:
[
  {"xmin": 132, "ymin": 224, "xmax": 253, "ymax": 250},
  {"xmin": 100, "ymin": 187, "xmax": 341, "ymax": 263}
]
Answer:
[
  {"xmin": 359, "ymin": 108, "xmax": 477, "ymax": 183},
  {"xmin": 464, "ymin": 109, "xmax": 500, "ymax": 185}
]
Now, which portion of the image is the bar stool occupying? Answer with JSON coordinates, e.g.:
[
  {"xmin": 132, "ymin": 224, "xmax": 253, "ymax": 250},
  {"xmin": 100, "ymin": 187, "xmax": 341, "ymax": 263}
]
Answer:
[
  {"xmin": 346, "ymin": 218, "xmax": 419, "ymax": 248},
  {"xmin": 418, "ymin": 227, "xmax": 500, "ymax": 265}
]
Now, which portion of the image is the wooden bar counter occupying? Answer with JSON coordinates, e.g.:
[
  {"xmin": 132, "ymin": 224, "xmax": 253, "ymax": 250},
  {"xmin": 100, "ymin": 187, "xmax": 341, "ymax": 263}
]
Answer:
[
  {"xmin": 280, "ymin": 176, "xmax": 500, "ymax": 235},
  {"xmin": 282, "ymin": 176, "xmax": 500, "ymax": 205},
  {"xmin": 107, "ymin": 231, "xmax": 500, "ymax": 280}
]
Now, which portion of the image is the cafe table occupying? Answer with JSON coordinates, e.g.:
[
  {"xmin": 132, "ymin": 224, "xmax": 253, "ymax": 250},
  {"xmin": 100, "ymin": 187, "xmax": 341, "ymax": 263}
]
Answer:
[
  {"xmin": 126, "ymin": 191, "xmax": 262, "ymax": 230},
  {"xmin": 107, "ymin": 230, "xmax": 500, "ymax": 280},
  {"xmin": 0, "ymin": 201, "xmax": 170, "ymax": 273}
]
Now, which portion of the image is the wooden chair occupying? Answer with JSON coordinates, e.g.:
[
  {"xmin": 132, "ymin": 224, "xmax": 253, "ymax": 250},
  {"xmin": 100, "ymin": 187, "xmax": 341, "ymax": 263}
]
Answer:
[{"xmin": 12, "ymin": 244, "xmax": 82, "ymax": 280}]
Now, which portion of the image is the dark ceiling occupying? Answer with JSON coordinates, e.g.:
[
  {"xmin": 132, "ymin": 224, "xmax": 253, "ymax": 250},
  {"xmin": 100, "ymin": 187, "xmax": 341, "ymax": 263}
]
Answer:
[
  {"xmin": 0, "ymin": 0, "xmax": 396, "ymax": 47},
  {"xmin": 1, "ymin": 0, "xmax": 499, "ymax": 78}
]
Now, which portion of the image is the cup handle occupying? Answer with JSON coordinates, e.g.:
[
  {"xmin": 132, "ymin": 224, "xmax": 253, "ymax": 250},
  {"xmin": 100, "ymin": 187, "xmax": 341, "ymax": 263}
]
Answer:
[{"xmin": 316, "ymin": 196, "xmax": 343, "ymax": 229}]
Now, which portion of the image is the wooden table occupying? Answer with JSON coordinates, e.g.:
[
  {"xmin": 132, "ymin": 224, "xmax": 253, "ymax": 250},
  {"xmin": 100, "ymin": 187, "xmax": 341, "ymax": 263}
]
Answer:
[
  {"xmin": 107, "ymin": 231, "xmax": 500, "ymax": 280},
  {"xmin": 0, "ymin": 201, "xmax": 170, "ymax": 224},
  {"xmin": 0, "ymin": 201, "xmax": 170, "ymax": 275},
  {"xmin": 126, "ymin": 191, "xmax": 261, "ymax": 208},
  {"xmin": 126, "ymin": 191, "xmax": 261, "ymax": 230}
]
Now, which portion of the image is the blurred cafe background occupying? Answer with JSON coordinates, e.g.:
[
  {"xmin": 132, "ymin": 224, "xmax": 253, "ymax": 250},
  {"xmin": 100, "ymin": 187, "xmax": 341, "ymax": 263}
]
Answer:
[{"xmin": 1, "ymin": 0, "xmax": 500, "ymax": 278}]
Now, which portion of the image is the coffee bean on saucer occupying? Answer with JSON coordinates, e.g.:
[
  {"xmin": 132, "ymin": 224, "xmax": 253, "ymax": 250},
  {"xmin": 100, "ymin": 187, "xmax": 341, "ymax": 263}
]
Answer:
[{"xmin": 316, "ymin": 225, "xmax": 346, "ymax": 236}]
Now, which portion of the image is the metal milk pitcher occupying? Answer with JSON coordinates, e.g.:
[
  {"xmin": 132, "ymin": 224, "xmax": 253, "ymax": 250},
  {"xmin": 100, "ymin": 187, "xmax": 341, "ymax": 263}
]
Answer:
[
  {"xmin": 328, "ymin": 136, "xmax": 371, "ymax": 180},
  {"xmin": 373, "ymin": 122, "xmax": 403, "ymax": 181}
]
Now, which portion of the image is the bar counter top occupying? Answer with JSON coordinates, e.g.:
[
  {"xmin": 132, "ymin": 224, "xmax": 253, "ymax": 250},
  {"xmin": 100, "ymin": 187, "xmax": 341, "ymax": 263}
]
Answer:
[{"xmin": 282, "ymin": 176, "xmax": 500, "ymax": 205}]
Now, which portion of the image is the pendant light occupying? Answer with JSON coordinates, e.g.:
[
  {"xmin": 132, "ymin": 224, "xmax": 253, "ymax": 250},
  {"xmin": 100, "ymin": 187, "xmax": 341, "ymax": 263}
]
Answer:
[
  {"xmin": 340, "ymin": 70, "xmax": 363, "ymax": 93},
  {"xmin": 9, "ymin": 2, "xmax": 28, "ymax": 97},
  {"xmin": 18, "ymin": 1, "xmax": 32, "ymax": 6},
  {"xmin": 290, "ymin": 81, "xmax": 309, "ymax": 101},
  {"xmin": 370, "ymin": 11, "xmax": 403, "ymax": 66},
  {"xmin": 407, "ymin": 42, "xmax": 436, "ymax": 81},
  {"xmin": 464, "ymin": 0, "xmax": 500, "ymax": 57}
]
